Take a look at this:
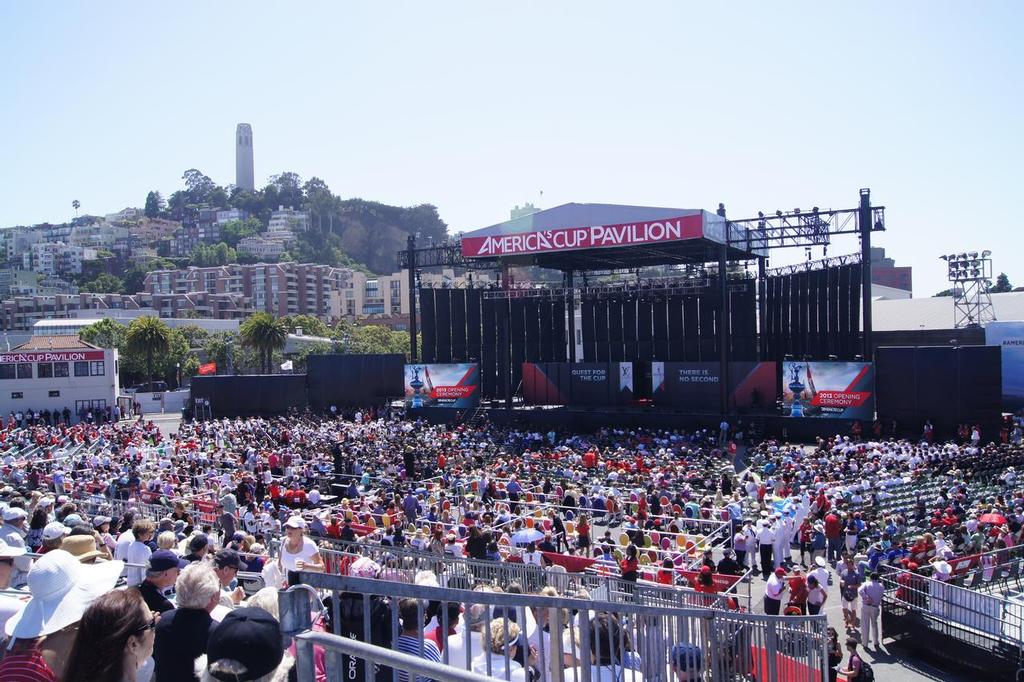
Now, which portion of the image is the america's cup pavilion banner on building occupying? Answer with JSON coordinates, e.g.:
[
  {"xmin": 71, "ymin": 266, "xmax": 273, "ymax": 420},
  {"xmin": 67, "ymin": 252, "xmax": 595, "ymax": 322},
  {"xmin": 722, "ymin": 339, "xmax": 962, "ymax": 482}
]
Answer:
[{"xmin": 461, "ymin": 214, "xmax": 704, "ymax": 258}]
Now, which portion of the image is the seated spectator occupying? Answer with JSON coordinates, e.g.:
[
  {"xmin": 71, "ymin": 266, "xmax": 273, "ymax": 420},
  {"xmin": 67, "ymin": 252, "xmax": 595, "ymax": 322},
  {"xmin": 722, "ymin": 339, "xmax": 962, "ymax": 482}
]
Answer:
[
  {"xmin": 0, "ymin": 549, "xmax": 123, "ymax": 681},
  {"xmin": 153, "ymin": 563, "xmax": 221, "ymax": 682},
  {"xmin": 63, "ymin": 588, "xmax": 157, "ymax": 682},
  {"xmin": 195, "ymin": 607, "xmax": 294, "ymax": 682}
]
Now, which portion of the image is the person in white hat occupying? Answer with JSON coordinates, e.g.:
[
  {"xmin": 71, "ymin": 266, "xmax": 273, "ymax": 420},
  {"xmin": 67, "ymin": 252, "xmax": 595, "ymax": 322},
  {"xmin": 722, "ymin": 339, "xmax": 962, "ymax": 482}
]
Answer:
[
  {"xmin": 0, "ymin": 537, "xmax": 28, "ymax": 634},
  {"xmin": 0, "ymin": 549, "xmax": 123, "ymax": 680},
  {"xmin": 0, "ymin": 506, "xmax": 29, "ymax": 588},
  {"xmin": 277, "ymin": 516, "xmax": 324, "ymax": 575}
]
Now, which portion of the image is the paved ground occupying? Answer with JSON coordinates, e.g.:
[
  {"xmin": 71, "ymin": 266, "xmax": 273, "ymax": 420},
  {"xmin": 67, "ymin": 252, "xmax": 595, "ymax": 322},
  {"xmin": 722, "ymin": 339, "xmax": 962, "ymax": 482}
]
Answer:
[{"xmin": 144, "ymin": 412, "xmax": 183, "ymax": 438}]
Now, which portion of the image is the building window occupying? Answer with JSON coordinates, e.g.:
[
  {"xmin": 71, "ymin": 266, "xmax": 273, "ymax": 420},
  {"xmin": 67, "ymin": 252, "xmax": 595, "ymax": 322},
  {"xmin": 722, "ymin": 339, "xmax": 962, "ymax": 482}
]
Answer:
[
  {"xmin": 48, "ymin": 390, "xmax": 60, "ymax": 397},
  {"xmin": 54, "ymin": 363, "xmax": 69, "ymax": 378},
  {"xmin": 16, "ymin": 363, "xmax": 31, "ymax": 379},
  {"xmin": 74, "ymin": 361, "xmax": 89, "ymax": 377},
  {"xmin": 0, "ymin": 365, "xmax": 14, "ymax": 380},
  {"xmin": 11, "ymin": 392, "xmax": 22, "ymax": 399},
  {"xmin": 37, "ymin": 363, "xmax": 53, "ymax": 378},
  {"xmin": 90, "ymin": 361, "xmax": 105, "ymax": 376}
]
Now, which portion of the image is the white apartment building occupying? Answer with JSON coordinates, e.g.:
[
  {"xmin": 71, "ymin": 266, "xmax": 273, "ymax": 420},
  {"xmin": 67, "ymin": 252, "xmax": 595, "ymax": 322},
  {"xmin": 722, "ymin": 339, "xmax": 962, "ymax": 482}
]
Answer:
[
  {"xmin": 267, "ymin": 206, "xmax": 311, "ymax": 234},
  {"xmin": 23, "ymin": 243, "xmax": 97, "ymax": 276},
  {"xmin": 237, "ymin": 235, "xmax": 286, "ymax": 260}
]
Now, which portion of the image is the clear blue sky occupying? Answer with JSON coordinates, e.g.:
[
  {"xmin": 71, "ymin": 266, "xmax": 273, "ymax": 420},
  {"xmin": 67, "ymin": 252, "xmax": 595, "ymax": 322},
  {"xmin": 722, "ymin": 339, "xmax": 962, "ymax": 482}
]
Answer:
[{"xmin": 1, "ymin": 2, "xmax": 1021, "ymax": 294}]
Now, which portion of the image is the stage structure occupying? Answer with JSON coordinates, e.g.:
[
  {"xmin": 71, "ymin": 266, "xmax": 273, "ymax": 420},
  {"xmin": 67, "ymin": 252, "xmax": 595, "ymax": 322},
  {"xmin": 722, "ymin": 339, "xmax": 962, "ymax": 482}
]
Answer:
[{"xmin": 400, "ymin": 189, "xmax": 886, "ymax": 415}]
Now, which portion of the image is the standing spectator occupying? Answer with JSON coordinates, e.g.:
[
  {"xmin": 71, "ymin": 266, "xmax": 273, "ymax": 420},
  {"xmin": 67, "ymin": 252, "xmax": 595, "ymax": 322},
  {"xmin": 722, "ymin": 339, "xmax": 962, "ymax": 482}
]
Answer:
[
  {"xmin": 756, "ymin": 520, "xmax": 775, "ymax": 580},
  {"xmin": 764, "ymin": 567, "xmax": 787, "ymax": 615},
  {"xmin": 824, "ymin": 511, "xmax": 843, "ymax": 563},
  {"xmin": 838, "ymin": 639, "xmax": 866, "ymax": 681},
  {"xmin": 806, "ymin": 575, "xmax": 828, "ymax": 616},
  {"xmin": 858, "ymin": 571, "xmax": 885, "ymax": 649},
  {"xmin": 838, "ymin": 554, "xmax": 863, "ymax": 633},
  {"xmin": 153, "ymin": 563, "xmax": 221, "ymax": 682},
  {"xmin": 63, "ymin": 588, "xmax": 157, "ymax": 682}
]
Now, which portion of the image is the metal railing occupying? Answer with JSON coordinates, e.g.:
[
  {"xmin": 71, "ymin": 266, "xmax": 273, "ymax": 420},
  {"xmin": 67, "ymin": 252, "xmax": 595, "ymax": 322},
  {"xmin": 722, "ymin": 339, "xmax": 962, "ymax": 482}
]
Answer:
[
  {"xmin": 313, "ymin": 538, "xmax": 753, "ymax": 612},
  {"xmin": 279, "ymin": 572, "xmax": 828, "ymax": 682}
]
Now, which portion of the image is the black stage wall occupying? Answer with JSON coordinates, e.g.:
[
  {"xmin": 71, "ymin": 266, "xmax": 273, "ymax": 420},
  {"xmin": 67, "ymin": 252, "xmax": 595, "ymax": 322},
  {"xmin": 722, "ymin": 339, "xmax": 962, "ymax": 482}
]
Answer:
[
  {"xmin": 191, "ymin": 375, "xmax": 307, "ymax": 418},
  {"xmin": 764, "ymin": 264, "xmax": 862, "ymax": 361},
  {"xmin": 875, "ymin": 345, "xmax": 1001, "ymax": 438},
  {"xmin": 307, "ymin": 354, "xmax": 405, "ymax": 409}
]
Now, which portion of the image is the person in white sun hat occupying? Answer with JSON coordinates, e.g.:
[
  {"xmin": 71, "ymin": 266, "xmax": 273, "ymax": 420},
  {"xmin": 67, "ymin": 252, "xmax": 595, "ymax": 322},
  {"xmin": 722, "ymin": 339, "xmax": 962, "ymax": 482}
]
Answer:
[
  {"xmin": 0, "ymin": 537, "xmax": 28, "ymax": 634},
  {"xmin": 0, "ymin": 549, "xmax": 123, "ymax": 680}
]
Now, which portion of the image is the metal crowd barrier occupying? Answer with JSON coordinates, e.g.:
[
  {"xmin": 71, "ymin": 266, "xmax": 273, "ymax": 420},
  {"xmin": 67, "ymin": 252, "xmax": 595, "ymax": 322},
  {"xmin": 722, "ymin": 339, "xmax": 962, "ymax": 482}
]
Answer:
[
  {"xmin": 314, "ymin": 538, "xmax": 752, "ymax": 611},
  {"xmin": 880, "ymin": 567, "xmax": 1024, "ymax": 678},
  {"xmin": 279, "ymin": 573, "xmax": 828, "ymax": 682}
]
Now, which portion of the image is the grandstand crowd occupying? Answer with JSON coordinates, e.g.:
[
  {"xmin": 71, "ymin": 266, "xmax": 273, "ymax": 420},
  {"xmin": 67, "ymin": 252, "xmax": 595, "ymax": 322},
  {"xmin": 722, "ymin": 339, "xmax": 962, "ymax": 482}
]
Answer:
[{"xmin": 0, "ymin": 410, "xmax": 1020, "ymax": 680}]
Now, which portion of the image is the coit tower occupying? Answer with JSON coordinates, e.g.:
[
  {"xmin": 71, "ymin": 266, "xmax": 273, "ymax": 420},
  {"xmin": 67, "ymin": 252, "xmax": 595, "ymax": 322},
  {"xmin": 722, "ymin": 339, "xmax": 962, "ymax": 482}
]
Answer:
[{"xmin": 235, "ymin": 123, "xmax": 254, "ymax": 191}]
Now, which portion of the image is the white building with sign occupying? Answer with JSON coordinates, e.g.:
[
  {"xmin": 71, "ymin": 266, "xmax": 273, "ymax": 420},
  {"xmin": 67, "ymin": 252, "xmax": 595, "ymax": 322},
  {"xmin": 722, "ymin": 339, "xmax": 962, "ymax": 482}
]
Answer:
[{"xmin": 0, "ymin": 336, "xmax": 119, "ymax": 421}]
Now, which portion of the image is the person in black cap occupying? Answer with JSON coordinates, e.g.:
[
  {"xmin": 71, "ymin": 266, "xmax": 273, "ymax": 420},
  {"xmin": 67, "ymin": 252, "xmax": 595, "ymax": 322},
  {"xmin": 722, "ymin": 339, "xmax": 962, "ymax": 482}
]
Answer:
[
  {"xmin": 141, "ymin": 549, "xmax": 188, "ymax": 614},
  {"xmin": 197, "ymin": 607, "xmax": 293, "ymax": 682},
  {"xmin": 213, "ymin": 549, "xmax": 246, "ymax": 607},
  {"xmin": 184, "ymin": 534, "xmax": 210, "ymax": 563}
]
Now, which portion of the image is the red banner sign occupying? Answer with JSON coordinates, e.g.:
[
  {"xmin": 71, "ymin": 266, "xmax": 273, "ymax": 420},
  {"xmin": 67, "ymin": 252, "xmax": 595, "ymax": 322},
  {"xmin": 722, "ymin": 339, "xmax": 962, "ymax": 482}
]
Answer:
[
  {"xmin": 461, "ymin": 214, "xmax": 703, "ymax": 258},
  {"xmin": 0, "ymin": 350, "xmax": 106, "ymax": 363},
  {"xmin": 197, "ymin": 362, "xmax": 217, "ymax": 375}
]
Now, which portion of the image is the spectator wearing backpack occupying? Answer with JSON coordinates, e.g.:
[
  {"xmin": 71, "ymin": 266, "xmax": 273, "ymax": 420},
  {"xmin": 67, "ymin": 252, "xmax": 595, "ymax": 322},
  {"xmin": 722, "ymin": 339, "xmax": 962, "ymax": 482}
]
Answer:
[{"xmin": 839, "ymin": 639, "xmax": 874, "ymax": 681}]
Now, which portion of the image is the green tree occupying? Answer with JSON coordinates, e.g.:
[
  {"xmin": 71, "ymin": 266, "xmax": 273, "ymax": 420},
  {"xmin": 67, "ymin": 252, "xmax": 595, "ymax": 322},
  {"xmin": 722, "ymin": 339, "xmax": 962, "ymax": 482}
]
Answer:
[
  {"xmin": 219, "ymin": 218, "xmax": 262, "ymax": 248},
  {"xmin": 283, "ymin": 314, "xmax": 330, "ymax": 338},
  {"xmin": 933, "ymin": 288, "xmax": 955, "ymax": 297},
  {"xmin": 79, "ymin": 319, "xmax": 128, "ymax": 349},
  {"xmin": 72, "ymin": 199, "xmax": 80, "ymax": 216},
  {"xmin": 239, "ymin": 312, "xmax": 288, "ymax": 374},
  {"xmin": 126, "ymin": 317, "xmax": 171, "ymax": 391},
  {"xmin": 144, "ymin": 191, "xmax": 165, "ymax": 218},
  {"xmin": 991, "ymin": 273, "xmax": 1013, "ymax": 293},
  {"xmin": 80, "ymin": 273, "xmax": 125, "ymax": 294}
]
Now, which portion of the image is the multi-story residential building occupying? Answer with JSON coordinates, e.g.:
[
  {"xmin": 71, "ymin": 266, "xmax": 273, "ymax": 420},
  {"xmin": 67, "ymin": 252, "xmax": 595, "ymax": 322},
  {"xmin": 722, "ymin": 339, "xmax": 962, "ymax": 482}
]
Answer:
[
  {"xmin": 23, "ymin": 243, "xmax": 97, "ymax": 276},
  {"xmin": 0, "ymin": 289, "xmax": 253, "ymax": 332},
  {"xmin": 142, "ymin": 262, "xmax": 349, "ymax": 319},
  {"xmin": 328, "ymin": 269, "xmax": 494, "ymax": 329},
  {"xmin": 5, "ymin": 229, "xmax": 42, "ymax": 262},
  {"xmin": 268, "ymin": 206, "xmax": 310, "ymax": 234},
  {"xmin": 237, "ymin": 236, "xmax": 286, "ymax": 260}
]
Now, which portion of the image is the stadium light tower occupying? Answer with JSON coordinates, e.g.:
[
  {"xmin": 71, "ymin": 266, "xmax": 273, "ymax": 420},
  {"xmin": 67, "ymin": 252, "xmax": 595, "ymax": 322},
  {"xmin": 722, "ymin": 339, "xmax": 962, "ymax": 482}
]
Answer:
[{"xmin": 940, "ymin": 250, "xmax": 996, "ymax": 328}]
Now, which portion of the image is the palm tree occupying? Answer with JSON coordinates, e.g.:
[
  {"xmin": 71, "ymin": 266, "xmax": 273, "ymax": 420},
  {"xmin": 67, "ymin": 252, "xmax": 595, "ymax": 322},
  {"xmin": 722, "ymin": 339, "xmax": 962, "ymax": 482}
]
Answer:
[
  {"xmin": 72, "ymin": 199, "xmax": 80, "ymax": 217},
  {"xmin": 240, "ymin": 312, "xmax": 288, "ymax": 374},
  {"xmin": 125, "ymin": 316, "xmax": 171, "ymax": 391}
]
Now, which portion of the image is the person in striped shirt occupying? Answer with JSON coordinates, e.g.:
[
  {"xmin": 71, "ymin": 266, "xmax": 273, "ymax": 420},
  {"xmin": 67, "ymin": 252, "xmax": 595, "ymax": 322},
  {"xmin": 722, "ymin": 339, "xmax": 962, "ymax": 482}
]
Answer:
[{"xmin": 394, "ymin": 598, "xmax": 441, "ymax": 682}]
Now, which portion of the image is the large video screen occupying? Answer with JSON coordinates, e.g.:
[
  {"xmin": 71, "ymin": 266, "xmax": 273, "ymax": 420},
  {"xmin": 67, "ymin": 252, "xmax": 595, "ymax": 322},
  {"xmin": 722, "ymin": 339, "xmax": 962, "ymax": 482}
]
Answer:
[
  {"xmin": 404, "ymin": 364, "xmax": 480, "ymax": 409},
  {"xmin": 781, "ymin": 361, "xmax": 874, "ymax": 419},
  {"xmin": 986, "ymin": 321, "xmax": 1024, "ymax": 411},
  {"xmin": 522, "ymin": 362, "xmax": 633, "ymax": 406}
]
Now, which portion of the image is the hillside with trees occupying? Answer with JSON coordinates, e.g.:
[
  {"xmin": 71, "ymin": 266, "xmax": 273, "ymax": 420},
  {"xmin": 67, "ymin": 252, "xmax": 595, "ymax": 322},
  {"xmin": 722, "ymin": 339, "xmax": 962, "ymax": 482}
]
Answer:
[{"xmin": 156, "ymin": 169, "xmax": 449, "ymax": 274}]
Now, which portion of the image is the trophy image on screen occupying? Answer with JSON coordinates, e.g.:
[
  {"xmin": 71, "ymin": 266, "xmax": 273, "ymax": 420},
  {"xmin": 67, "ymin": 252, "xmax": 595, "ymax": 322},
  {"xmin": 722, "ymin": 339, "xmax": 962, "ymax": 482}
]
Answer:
[
  {"xmin": 409, "ymin": 366, "xmax": 425, "ymax": 408},
  {"xmin": 788, "ymin": 363, "xmax": 806, "ymax": 417}
]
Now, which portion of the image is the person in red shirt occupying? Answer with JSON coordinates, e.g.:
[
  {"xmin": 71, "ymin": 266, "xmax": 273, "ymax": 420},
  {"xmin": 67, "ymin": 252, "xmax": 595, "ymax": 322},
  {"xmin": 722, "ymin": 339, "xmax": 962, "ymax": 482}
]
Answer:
[
  {"xmin": 326, "ymin": 516, "xmax": 342, "ymax": 538},
  {"xmin": 657, "ymin": 558, "xmax": 675, "ymax": 585},
  {"xmin": 824, "ymin": 512, "xmax": 842, "ymax": 563},
  {"xmin": 619, "ymin": 545, "xmax": 639, "ymax": 583},
  {"xmin": 787, "ymin": 568, "xmax": 809, "ymax": 614}
]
